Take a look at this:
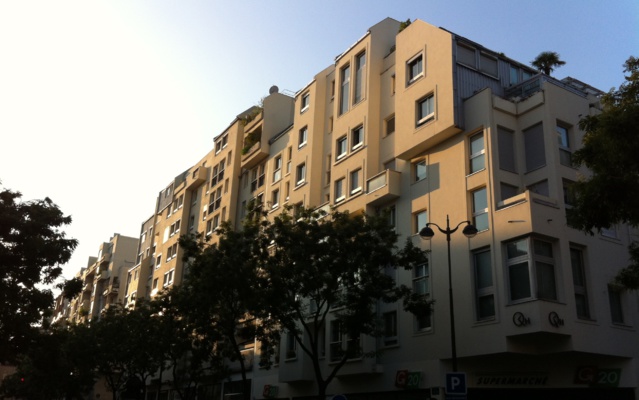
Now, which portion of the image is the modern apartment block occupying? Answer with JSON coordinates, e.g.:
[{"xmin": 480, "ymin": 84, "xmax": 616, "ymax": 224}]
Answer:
[
  {"xmin": 53, "ymin": 233, "xmax": 138, "ymax": 325},
  {"xmin": 55, "ymin": 17, "xmax": 637, "ymax": 400}
]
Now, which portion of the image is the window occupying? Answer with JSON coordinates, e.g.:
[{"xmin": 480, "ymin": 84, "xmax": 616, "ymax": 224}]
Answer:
[
  {"xmin": 166, "ymin": 243, "xmax": 178, "ymax": 260},
  {"xmin": 336, "ymin": 136, "xmax": 347, "ymax": 160},
  {"xmin": 556, "ymin": 124, "xmax": 572, "ymax": 166},
  {"xmin": 286, "ymin": 147, "xmax": 292, "ymax": 174},
  {"xmin": 416, "ymin": 94, "xmax": 434, "ymax": 126},
  {"xmin": 335, "ymin": 178, "xmax": 345, "ymax": 203},
  {"xmin": 152, "ymin": 278, "xmax": 158, "ymax": 290},
  {"xmin": 469, "ymin": 133, "xmax": 485, "ymax": 173},
  {"xmin": 601, "ymin": 225, "xmax": 618, "ymax": 239},
  {"xmin": 354, "ymin": 51, "xmax": 366, "ymax": 104},
  {"xmin": 271, "ymin": 189, "xmax": 280, "ymax": 209},
  {"xmin": 206, "ymin": 220, "xmax": 213, "ymax": 235},
  {"xmin": 169, "ymin": 220, "xmax": 181, "ymax": 236},
  {"xmin": 414, "ymin": 210, "xmax": 427, "ymax": 234},
  {"xmin": 273, "ymin": 156, "xmax": 282, "ymax": 182},
  {"xmin": 296, "ymin": 163, "xmax": 306, "ymax": 186},
  {"xmin": 383, "ymin": 311, "xmax": 398, "ymax": 346},
  {"xmin": 472, "ymin": 188, "xmax": 489, "ymax": 231},
  {"xmin": 527, "ymin": 180, "xmax": 549, "ymax": 197},
  {"xmin": 155, "ymin": 254, "xmax": 162, "ymax": 269},
  {"xmin": 608, "ymin": 285, "xmax": 624, "ymax": 324},
  {"xmin": 407, "ymin": 53, "xmax": 424, "ymax": 84},
  {"xmin": 570, "ymin": 247, "xmax": 590, "ymax": 319},
  {"xmin": 351, "ymin": 125, "xmax": 363, "ymax": 150},
  {"xmin": 473, "ymin": 249, "xmax": 495, "ymax": 320},
  {"xmin": 506, "ymin": 238, "xmax": 557, "ymax": 302},
  {"xmin": 298, "ymin": 126, "xmax": 308, "ymax": 148},
  {"xmin": 413, "ymin": 262, "xmax": 432, "ymax": 331},
  {"xmin": 391, "ymin": 74, "xmax": 396, "ymax": 94},
  {"xmin": 414, "ymin": 160, "xmax": 427, "ymax": 182},
  {"xmin": 163, "ymin": 269, "xmax": 175, "ymax": 287},
  {"xmin": 329, "ymin": 321, "xmax": 360, "ymax": 361},
  {"xmin": 524, "ymin": 123, "xmax": 546, "ymax": 172},
  {"xmin": 563, "ymin": 179, "xmax": 575, "ymax": 206},
  {"xmin": 457, "ymin": 43, "xmax": 476, "ymax": 67},
  {"xmin": 498, "ymin": 127, "xmax": 516, "ymax": 172},
  {"xmin": 500, "ymin": 183, "xmax": 519, "ymax": 201},
  {"xmin": 208, "ymin": 188, "xmax": 222, "ymax": 213},
  {"xmin": 285, "ymin": 332, "xmax": 297, "ymax": 359},
  {"xmin": 339, "ymin": 64, "xmax": 350, "ymax": 115},
  {"xmin": 350, "ymin": 169, "xmax": 361, "ymax": 194},
  {"xmin": 250, "ymin": 164, "xmax": 265, "ymax": 190},
  {"xmin": 385, "ymin": 115, "xmax": 395, "ymax": 136},
  {"xmin": 509, "ymin": 65, "xmax": 519, "ymax": 85},
  {"xmin": 480, "ymin": 53, "xmax": 498, "ymax": 77},
  {"xmin": 212, "ymin": 160, "xmax": 225, "ymax": 186},
  {"xmin": 300, "ymin": 92, "xmax": 310, "ymax": 113}
]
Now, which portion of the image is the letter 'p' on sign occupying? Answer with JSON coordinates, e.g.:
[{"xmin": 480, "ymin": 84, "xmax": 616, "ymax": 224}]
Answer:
[{"xmin": 446, "ymin": 372, "xmax": 467, "ymax": 395}]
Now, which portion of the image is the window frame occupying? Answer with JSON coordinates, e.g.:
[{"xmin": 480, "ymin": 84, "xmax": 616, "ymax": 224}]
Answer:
[
  {"xmin": 350, "ymin": 169, "xmax": 361, "ymax": 195},
  {"xmin": 351, "ymin": 125, "xmax": 364, "ymax": 150},
  {"xmin": 334, "ymin": 178, "xmax": 345, "ymax": 203},
  {"xmin": 414, "ymin": 160, "xmax": 427, "ymax": 182},
  {"xmin": 296, "ymin": 163, "xmax": 306, "ymax": 186},
  {"xmin": 469, "ymin": 132, "xmax": 486, "ymax": 174},
  {"xmin": 407, "ymin": 52, "xmax": 424, "ymax": 85},
  {"xmin": 413, "ymin": 261, "xmax": 432, "ymax": 332},
  {"xmin": 339, "ymin": 64, "xmax": 351, "ymax": 115},
  {"xmin": 416, "ymin": 94, "xmax": 435, "ymax": 127},
  {"xmin": 472, "ymin": 187, "xmax": 489, "ymax": 232},
  {"xmin": 353, "ymin": 51, "xmax": 366, "ymax": 104},
  {"xmin": 336, "ymin": 136, "xmax": 348, "ymax": 160},
  {"xmin": 298, "ymin": 126, "xmax": 308, "ymax": 148},
  {"xmin": 505, "ymin": 237, "xmax": 558, "ymax": 303},
  {"xmin": 570, "ymin": 247, "xmax": 591, "ymax": 320},
  {"xmin": 300, "ymin": 92, "xmax": 310, "ymax": 113},
  {"xmin": 473, "ymin": 248, "xmax": 495, "ymax": 321}
]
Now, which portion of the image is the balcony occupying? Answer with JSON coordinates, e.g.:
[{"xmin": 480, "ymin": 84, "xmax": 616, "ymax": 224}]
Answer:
[
  {"xmin": 241, "ymin": 125, "xmax": 269, "ymax": 170},
  {"xmin": 99, "ymin": 252, "xmax": 112, "ymax": 265},
  {"xmin": 366, "ymin": 169, "xmax": 401, "ymax": 207},
  {"xmin": 186, "ymin": 166, "xmax": 208, "ymax": 190},
  {"xmin": 226, "ymin": 348, "xmax": 254, "ymax": 373}
]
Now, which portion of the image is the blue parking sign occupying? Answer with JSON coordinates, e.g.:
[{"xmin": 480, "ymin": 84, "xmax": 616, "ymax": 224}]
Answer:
[{"xmin": 446, "ymin": 372, "xmax": 467, "ymax": 395}]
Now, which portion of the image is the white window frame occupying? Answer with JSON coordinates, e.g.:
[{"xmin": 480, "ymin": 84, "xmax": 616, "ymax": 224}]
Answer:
[
  {"xmin": 335, "ymin": 178, "xmax": 345, "ymax": 203},
  {"xmin": 416, "ymin": 94, "xmax": 435, "ymax": 127},
  {"xmin": 414, "ymin": 160, "xmax": 427, "ymax": 182},
  {"xmin": 472, "ymin": 188, "xmax": 489, "ymax": 231},
  {"xmin": 271, "ymin": 189, "xmax": 280, "ymax": 209},
  {"xmin": 469, "ymin": 132, "xmax": 485, "ymax": 173},
  {"xmin": 473, "ymin": 248, "xmax": 495, "ymax": 321},
  {"xmin": 350, "ymin": 169, "xmax": 361, "ymax": 195},
  {"xmin": 273, "ymin": 155, "xmax": 282, "ymax": 183},
  {"xmin": 298, "ymin": 126, "xmax": 308, "ymax": 148},
  {"xmin": 506, "ymin": 238, "xmax": 558, "ymax": 303},
  {"xmin": 413, "ymin": 262, "xmax": 432, "ymax": 332},
  {"xmin": 351, "ymin": 125, "xmax": 364, "ymax": 150},
  {"xmin": 300, "ymin": 92, "xmax": 310, "ymax": 113},
  {"xmin": 296, "ymin": 163, "xmax": 306, "ymax": 186},
  {"xmin": 336, "ymin": 136, "xmax": 347, "ymax": 160},
  {"xmin": 407, "ymin": 52, "xmax": 424, "ymax": 85}
]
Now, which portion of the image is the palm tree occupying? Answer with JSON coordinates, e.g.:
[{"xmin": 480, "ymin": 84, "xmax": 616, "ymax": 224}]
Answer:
[{"xmin": 531, "ymin": 51, "xmax": 566, "ymax": 75}]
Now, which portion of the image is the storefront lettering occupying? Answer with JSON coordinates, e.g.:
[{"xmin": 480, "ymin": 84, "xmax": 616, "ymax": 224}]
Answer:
[{"xmin": 476, "ymin": 375, "xmax": 548, "ymax": 386}]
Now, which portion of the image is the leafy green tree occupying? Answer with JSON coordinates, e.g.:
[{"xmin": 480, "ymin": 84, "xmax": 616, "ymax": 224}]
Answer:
[
  {"xmin": 153, "ymin": 288, "xmax": 228, "ymax": 400},
  {"xmin": 179, "ymin": 217, "xmax": 279, "ymax": 400},
  {"xmin": 0, "ymin": 324, "xmax": 97, "ymax": 399},
  {"xmin": 568, "ymin": 56, "xmax": 639, "ymax": 288},
  {"xmin": 255, "ymin": 206, "xmax": 429, "ymax": 400},
  {"xmin": 58, "ymin": 277, "xmax": 84, "ymax": 300},
  {"xmin": 0, "ymin": 184, "xmax": 78, "ymax": 363},
  {"xmin": 531, "ymin": 51, "xmax": 566, "ymax": 75}
]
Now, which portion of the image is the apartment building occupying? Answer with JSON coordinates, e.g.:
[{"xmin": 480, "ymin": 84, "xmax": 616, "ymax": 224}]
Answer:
[
  {"xmin": 53, "ymin": 233, "xmax": 138, "ymax": 325},
  {"xmin": 54, "ymin": 17, "xmax": 637, "ymax": 400}
]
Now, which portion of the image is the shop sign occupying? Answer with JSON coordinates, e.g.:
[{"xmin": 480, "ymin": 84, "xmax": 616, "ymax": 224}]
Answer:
[
  {"xmin": 475, "ymin": 374, "xmax": 548, "ymax": 386},
  {"xmin": 574, "ymin": 366, "xmax": 621, "ymax": 387},
  {"xmin": 395, "ymin": 370, "xmax": 421, "ymax": 389}
]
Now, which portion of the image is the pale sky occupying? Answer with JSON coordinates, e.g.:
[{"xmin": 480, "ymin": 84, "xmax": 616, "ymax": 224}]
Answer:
[{"xmin": 1, "ymin": 0, "xmax": 637, "ymax": 282}]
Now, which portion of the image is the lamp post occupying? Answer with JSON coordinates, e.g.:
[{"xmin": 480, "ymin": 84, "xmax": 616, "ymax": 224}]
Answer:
[{"xmin": 419, "ymin": 215, "xmax": 477, "ymax": 372}]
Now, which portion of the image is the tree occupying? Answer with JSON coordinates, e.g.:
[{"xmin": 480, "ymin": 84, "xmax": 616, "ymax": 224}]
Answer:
[
  {"xmin": 179, "ymin": 216, "xmax": 279, "ymax": 400},
  {"xmin": 0, "ymin": 184, "xmax": 78, "ymax": 363},
  {"xmin": 568, "ymin": 56, "xmax": 639, "ymax": 288},
  {"xmin": 0, "ymin": 324, "xmax": 97, "ymax": 399},
  {"xmin": 256, "ymin": 206, "xmax": 429, "ymax": 400},
  {"xmin": 531, "ymin": 51, "xmax": 566, "ymax": 75}
]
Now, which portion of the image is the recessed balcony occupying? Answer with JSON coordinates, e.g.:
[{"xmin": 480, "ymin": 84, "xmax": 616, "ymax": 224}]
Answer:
[
  {"xmin": 187, "ymin": 166, "xmax": 208, "ymax": 190},
  {"xmin": 366, "ymin": 169, "xmax": 401, "ymax": 207}
]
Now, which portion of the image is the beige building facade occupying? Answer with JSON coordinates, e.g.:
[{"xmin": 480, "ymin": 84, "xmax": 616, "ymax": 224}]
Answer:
[{"xmin": 54, "ymin": 18, "xmax": 638, "ymax": 400}]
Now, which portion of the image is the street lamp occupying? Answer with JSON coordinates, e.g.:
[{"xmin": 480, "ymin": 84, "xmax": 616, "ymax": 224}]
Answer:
[{"xmin": 419, "ymin": 215, "xmax": 477, "ymax": 372}]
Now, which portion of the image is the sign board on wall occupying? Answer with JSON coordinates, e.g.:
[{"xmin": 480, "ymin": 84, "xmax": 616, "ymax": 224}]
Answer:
[{"xmin": 395, "ymin": 370, "xmax": 421, "ymax": 389}]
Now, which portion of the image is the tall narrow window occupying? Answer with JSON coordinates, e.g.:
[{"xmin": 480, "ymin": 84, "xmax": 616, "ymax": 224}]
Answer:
[
  {"xmin": 354, "ymin": 51, "xmax": 366, "ymax": 104},
  {"xmin": 296, "ymin": 163, "xmax": 306, "ymax": 186},
  {"xmin": 469, "ymin": 133, "xmax": 485, "ymax": 173},
  {"xmin": 570, "ymin": 247, "xmax": 590, "ymax": 319},
  {"xmin": 330, "ymin": 321, "xmax": 343, "ymax": 361},
  {"xmin": 299, "ymin": 126, "xmax": 308, "ymax": 148},
  {"xmin": 413, "ymin": 262, "xmax": 431, "ymax": 331},
  {"xmin": 271, "ymin": 189, "xmax": 280, "ymax": 209},
  {"xmin": 474, "ymin": 249, "xmax": 495, "ymax": 320},
  {"xmin": 498, "ymin": 127, "xmax": 516, "ymax": 172},
  {"xmin": 556, "ymin": 124, "xmax": 572, "ymax": 166},
  {"xmin": 383, "ymin": 311, "xmax": 398, "ymax": 346},
  {"xmin": 351, "ymin": 125, "xmax": 363, "ymax": 150},
  {"xmin": 472, "ymin": 188, "xmax": 489, "ymax": 231},
  {"xmin": 273, "ymin": 156, "xmax": 282, "ymax": 182},
  {"xmin": 608, "ymin": 286, "xmax": 624, "ymax": 324},
  {"xmin": 414, "ymin": 160, "xmax": 427, "ymax": 182},
  {"xmin": 414, "ymin": 210, "xmax": 427, "ymax": 234},
  {"xmin": 407, "ymin": 53, "xmax": 424, "ymax": 84},
  {"xmin": 385, "ymin": 115, "xmax": 395, "ymax": 136},
  {"xmin": 336, "ymin": 136, "xmax": 348, "ymax": 160},
  {"xmin": 350, "ymin": 169, "xmax": 361, "ymax": 194},
  {"xmin": 300, "ymin": 92, "xmax": 310, "ymax": 113},
  {"xmin": 335, "ymin": 178, "xmax": 345, "ymax": 203},
  {"xmin": 524, "ymin": 123, "xmax": 546, "ymax": 172},
  {"xmin": 286, "ymin": 332, "xmax": 297, "ymax": 359},
  {"xmin": 416, "ymin": 94, "xmax": 434, "ymax": 126},
  {"xmin": 339, "ymin": 64, "xmax": 350, "ymax": 115}
]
